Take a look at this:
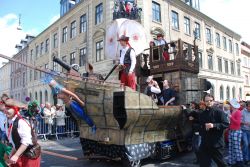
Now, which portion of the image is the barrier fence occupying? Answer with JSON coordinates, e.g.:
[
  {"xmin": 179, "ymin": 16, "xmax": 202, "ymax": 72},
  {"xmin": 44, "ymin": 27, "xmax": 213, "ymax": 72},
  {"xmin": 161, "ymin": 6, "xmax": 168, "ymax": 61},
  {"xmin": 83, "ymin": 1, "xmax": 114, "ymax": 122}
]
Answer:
[{"xmin": 36, "ymin": 116, "xmax": 79, "ymax": 140}]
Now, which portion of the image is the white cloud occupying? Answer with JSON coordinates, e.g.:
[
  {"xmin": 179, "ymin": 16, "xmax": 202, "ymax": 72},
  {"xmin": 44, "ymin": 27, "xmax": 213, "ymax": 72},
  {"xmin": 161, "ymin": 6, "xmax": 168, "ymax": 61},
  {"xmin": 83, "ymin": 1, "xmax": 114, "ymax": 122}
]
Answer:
[
  {"xmin": 0, "ymin": 14, "xmax": 27, "ymax": 65},
  {"xmin": 200, "ymin": 0, "xmax": 250, "ymax": 43}
]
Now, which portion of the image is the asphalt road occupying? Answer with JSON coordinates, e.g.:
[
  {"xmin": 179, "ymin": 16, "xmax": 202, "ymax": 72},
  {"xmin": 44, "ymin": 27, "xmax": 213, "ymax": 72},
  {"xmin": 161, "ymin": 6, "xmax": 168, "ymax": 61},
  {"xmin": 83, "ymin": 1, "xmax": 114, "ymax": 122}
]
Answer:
[{"xmin": 39, "ymin": 137, "xmax": 199, "ymax": 167}]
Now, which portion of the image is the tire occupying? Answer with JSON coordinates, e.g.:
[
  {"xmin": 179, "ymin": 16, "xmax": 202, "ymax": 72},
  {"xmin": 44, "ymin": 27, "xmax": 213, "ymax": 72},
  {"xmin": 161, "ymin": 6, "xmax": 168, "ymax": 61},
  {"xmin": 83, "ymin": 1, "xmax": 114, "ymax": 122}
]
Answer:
[{"xmin": 122, "ymin": 159, "xmax": 141, "ymax": 167}]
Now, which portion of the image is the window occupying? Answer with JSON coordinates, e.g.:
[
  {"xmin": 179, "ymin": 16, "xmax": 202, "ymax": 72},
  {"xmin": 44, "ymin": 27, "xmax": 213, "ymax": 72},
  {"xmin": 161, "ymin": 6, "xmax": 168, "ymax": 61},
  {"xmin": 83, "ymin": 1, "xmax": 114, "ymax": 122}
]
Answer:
[
  {"xmin": 235, "ymin": 43, "xmax": 239, "ymax": 56},
  {"xmin": 80, "ymin": 14, "xmax": 87, "ymax": 33},
  {"xmin": 215, "ymin": 33, "xmax": 220, "ymax": 47},
  {"xmin": 232, "ymin": 87, "xmax": 236, "ymax": 98},
  {"xmin": 40, "ymin": 42, "xmax": 44, "ymax": 55},
  {"xmin": 62, "ymin": 26, "xmax": 67, "ymax": 43},
  {"xmin": 220, "ymin": 85, "xmax": 224, "ymax": 101},
  {"xmin": 39, "ymin": 91, "xmax": 42, "ymax": 105},
  {"xmin": 224, "ymin": 60, "xmax": 228, "ymax": 73},
  {"xmin": 210, "ymin": 84, "xmax": 214, "ymax": 97},
  {"xmin": 194, "ymin": 22, "xmax": 200, "ymax": 39},
  {"xmin": 35, "ymin": 92, "xmax": 38, "ymax": 100},
  {"xmin": 239, "ymin": 87, "xmax": 242, "ymax": 99},
  {"xmin": 228, "ymin": 39, "xmax": 232, "ymax": 53},
  {"xmin": 231, "ymin": 61, "xmax": 234, "ymax": 75},
  {"xmin": 53, "ymin": 61, "xmax": 58, "ymax": 71},
  {"xmin": 226, "ymin": 86, "xmax": 230, "ymax": 100},
  {"xmin": 45, "ymin": 63, "xmax": 48, "ymax": 72},
  {"xmin": 207, "ymin": 54, "xmax": 213, "ymax": 70},
  {"xmin": 70, "ymin": 52, "xmax": 76, "ymax": 65},
  {"xmin": 96, "ymin": 40, "xmax": 104, "ymax": 62},
  {"xmin": 218, "ymin": 57, "xmax": 222, "ymax": 72},
  {"xmin": 45, "ymin": 90, "xmax": 48, "ymax": 102},
  {"xmin": 45, "ymin": 38, "xmax": 49, "ymax": 52},
  {"xmin": 34, "ymin": 71, "xmax": 38, "ymax": 80},
  {"xmin": 29, "ymin": 70, "xmax": 32, "ymax": 81},
  {"xmin": 184, "ymin": 17, "xmax": 190, "ymax": 35},
  {"xmin": 62, "ymin": 56, "xmax": 67, "ymax": 72},
  {"xmin": 22, "ymin": 72, "xmax": 25, "ymax": 86},
  {"xmin": 79, "ymin": 47, "xmax": 86, "ymax": 66},
  {"xmin": 237, "ymin": 62, "xmax": 241, "ymax": 76},
  {"xmin": 35, "ymin": 45, "xmax": 39, "ymax": 58},
  {"xmin": 171, "ymin": 11, "xmax": 179, "ymax": 30},
  {"xmin": 53, "ymin": 33, "xmax": 58, "ymax": 48},
  {"xmin": 152, "ymin": 1, "xmax": 161, "ymax": 22},
  {"xmin": 95, "ymin": 3, "xmax": 103, "ymax": 24},
  {"xmin": 206, "ymin": 28, "xmax": 212, "ymax": 44},
  {"xmin": 70, "ymin": 21, "xmax": 76, "ymax": 38},
  {"xmin": 246, "ymin": 75, "xmax": 249, "ymax": 85},
  {"xmin": 30, "ymin": 49, "xmax": 33, "ymax": 61},
  {"xmin": 198, "ymin": 52, "xmax": 202, "ymax": 68},
  {"xmin": 223, "ymin": 36, "xmax": 227, "ymax": 50}
]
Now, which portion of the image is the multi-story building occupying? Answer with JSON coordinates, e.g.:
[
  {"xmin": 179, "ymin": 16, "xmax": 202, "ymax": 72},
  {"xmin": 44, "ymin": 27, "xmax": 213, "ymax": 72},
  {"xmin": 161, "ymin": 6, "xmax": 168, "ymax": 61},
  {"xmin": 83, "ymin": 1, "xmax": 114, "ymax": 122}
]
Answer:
[
  {"xmin": 241, "ymin": 41, "xmax": 250, "ymax": 100},
  {"xmin": 5, "ymin": 0, "xmax": 243, "ymax": 103},
  {"xmin": 9, "ymin": 35, "xmax": 35, "ymax": 103},
  {"xmin": 0, "ymin": 62, "xmax": 11, "ymax": 96}
]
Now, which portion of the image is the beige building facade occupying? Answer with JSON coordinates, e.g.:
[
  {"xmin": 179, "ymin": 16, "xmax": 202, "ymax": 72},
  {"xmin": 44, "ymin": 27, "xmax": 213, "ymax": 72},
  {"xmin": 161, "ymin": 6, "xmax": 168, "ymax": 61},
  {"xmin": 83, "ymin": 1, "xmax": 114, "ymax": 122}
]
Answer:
[
  {"xmin": 241, "ymin": 41, "xmax": 250, "ymax": 100},
  {"xmin": 5, "ymin": 0, "xmax": 244, "ymax": 103},
  {"xmin": 0, "ymin": 62, "xmax": 11, "ymax": 96}
]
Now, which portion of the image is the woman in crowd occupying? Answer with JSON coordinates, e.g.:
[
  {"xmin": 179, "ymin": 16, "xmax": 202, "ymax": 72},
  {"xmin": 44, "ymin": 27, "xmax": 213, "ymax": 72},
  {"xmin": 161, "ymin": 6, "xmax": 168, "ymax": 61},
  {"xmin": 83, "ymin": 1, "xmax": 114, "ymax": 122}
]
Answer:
[{"xmin": 228, "ymin": 98, "xmax": 244, "ymax": 167}]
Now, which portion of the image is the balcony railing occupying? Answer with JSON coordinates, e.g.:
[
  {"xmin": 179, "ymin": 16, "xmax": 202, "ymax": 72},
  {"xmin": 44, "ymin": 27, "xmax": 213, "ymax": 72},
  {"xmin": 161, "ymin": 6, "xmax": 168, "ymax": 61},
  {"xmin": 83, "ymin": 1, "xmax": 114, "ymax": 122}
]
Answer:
[{"xmin": 113, "ymin": 1, "xmax": 142, "ymax": 21}]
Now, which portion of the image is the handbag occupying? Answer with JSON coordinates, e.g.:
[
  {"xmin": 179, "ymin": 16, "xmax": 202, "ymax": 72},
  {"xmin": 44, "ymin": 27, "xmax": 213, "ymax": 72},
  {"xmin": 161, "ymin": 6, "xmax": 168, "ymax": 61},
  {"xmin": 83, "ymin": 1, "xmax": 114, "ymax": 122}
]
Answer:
[
  {"xmin": 23, "ymin": 118, "xmax": 41, "ymax": 159},
  {"xmin": 24, "ymin": 143, "xmax": 41, "ymax": 159}
]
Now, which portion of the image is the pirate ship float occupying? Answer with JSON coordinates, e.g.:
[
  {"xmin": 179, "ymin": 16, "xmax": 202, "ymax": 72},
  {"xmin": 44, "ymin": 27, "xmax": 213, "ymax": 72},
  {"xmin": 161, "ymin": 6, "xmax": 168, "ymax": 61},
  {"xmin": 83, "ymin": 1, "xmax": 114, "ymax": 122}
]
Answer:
[
  {"xmin": 50, "ymin": 26, "xmax": 208, "ymax": 166},
  {"xmin": 0, "ymin": 15, "xmax": 210, "ymax": 167}
]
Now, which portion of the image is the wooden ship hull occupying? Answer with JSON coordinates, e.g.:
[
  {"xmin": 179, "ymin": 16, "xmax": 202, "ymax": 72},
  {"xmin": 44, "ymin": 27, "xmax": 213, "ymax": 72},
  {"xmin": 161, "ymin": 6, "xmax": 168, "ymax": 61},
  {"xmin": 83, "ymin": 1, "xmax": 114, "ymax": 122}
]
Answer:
[{"xmin": 55, "ymin": 76, "xmax": 190, "ymax": 165}]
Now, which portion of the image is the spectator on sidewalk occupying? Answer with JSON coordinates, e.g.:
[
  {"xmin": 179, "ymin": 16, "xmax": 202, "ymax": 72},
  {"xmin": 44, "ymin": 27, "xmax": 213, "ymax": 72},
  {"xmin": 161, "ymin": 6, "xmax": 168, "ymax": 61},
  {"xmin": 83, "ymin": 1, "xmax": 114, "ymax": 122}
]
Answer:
[
  {"xmin": 199, "ymin": 94, "xmax": 229, "ymax": 167},
  {"xmin": 55, "ymin": 104, "xmax": 66, "ymax": 139},
  {"xmin": 241, "ymin": 102, "xmax": 250, "ymax": 165},
  {"xmin": 228, "ymin": 98, "xmax": 244, "ymax": 167}
]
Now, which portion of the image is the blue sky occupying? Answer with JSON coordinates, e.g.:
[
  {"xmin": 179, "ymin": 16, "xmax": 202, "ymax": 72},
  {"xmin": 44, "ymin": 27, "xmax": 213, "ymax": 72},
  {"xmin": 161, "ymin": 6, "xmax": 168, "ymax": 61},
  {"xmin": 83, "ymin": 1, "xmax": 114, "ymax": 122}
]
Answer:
[
  {"xmin": 0, "ymin": 0, "xmax": 59, "ymax": 33},
  {"xmin": 0, "ymin": 0, "xmax": 60, "ymax": 65}
]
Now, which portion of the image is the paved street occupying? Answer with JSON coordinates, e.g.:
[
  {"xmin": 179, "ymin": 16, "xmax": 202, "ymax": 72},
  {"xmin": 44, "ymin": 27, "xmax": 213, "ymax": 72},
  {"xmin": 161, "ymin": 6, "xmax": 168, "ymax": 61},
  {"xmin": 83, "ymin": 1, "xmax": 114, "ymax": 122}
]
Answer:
[{"xmin": 39, "ymin": 137, "xmax": 199, "ymax": 167}]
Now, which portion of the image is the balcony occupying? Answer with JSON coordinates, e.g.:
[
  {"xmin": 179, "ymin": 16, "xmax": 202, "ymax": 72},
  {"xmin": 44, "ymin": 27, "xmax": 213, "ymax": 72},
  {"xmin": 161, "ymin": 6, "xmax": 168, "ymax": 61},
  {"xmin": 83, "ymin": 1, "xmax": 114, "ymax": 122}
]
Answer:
[
  {"xmin": 149, "ymin": 39, "xmax": 199, "ymax": 75},
  {"xmin": 113, "ymin": 1, "xmax": 142, "ymax": 21}
]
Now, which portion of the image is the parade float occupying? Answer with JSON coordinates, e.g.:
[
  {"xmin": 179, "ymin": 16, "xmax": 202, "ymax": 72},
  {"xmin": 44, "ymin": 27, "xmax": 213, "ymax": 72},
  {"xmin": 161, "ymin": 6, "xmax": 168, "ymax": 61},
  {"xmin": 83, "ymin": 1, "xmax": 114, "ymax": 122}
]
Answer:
[{"xmin": 0, "ymin": 3, "xmax": 210, "ymax": 167}]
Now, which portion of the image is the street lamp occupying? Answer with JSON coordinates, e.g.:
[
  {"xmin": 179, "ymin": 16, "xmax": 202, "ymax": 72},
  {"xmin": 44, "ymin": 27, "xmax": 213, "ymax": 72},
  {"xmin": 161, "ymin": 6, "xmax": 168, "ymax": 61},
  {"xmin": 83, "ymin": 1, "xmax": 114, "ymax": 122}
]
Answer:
[
  {"xmin": 17, "ymin": 14, "xmax": 22, "ymax": 30},
  {"xmin": 69, "ymin": 0, "xmax": 76, "ymax": 5}
]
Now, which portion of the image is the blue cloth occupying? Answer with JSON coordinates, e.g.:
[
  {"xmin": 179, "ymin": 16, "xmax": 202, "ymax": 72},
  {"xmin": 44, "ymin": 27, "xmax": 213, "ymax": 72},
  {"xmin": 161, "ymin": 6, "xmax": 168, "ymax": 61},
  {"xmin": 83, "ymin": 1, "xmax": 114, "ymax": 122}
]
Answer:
[
  {"xmin": 69, "ymin": 101, "xmax": 96, "ymax": 133},
  {"xmin": 242, "ymin": 130, "xmax": 250, "ymax": 161}
]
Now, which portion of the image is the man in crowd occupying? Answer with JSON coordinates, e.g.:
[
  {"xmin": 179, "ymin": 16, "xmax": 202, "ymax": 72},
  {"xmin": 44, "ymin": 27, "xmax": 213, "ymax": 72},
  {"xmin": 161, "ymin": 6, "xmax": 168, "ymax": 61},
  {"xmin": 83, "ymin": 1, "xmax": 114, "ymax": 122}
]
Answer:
[
  {"xmin": 241, "ymin": 102, "xmax": 250, "ymax": 165},
  {"xmin": 199, "ymin": 94, "xmax": 229, "ymax": 167},
  {"xmin": 162, "ymin": 80, "xmax": 176, "ymax": 106},
  {"xmin": 118, "ymin": 35, "xmax": 136, "ymax": 90}
]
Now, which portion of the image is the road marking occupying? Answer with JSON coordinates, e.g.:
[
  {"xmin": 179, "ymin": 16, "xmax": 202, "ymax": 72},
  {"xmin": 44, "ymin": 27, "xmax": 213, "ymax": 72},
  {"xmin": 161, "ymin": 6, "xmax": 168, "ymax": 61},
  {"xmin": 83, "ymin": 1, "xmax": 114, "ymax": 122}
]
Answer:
[{"xmin": 42, "ymin": 150, "xmax": 83, "ymax": 161}]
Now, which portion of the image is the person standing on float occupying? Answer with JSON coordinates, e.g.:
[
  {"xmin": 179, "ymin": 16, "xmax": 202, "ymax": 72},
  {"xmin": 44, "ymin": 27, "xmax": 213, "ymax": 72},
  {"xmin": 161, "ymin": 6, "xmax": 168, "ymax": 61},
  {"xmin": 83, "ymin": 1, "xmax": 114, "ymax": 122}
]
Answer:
[{"xmin": 118, "ymin": 35, "xmax": 136, "ymax": 90}]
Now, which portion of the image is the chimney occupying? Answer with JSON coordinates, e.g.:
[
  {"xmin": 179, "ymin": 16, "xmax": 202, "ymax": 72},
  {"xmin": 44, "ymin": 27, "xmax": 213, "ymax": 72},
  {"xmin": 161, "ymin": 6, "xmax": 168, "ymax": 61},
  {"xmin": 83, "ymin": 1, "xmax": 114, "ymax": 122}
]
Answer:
[
  {"xmin": 15, "ymin": 44, "xmax": 22, "ymax": 52},
  {"xmin": 25, "ymin": 34, "xmax": 35, "ymax": 43}
]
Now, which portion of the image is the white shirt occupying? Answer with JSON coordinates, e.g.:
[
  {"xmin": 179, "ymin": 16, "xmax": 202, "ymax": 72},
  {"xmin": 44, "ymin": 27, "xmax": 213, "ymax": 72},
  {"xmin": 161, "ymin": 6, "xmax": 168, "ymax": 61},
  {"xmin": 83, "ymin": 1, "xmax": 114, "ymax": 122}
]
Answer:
[
  {"xmin": 7, "ymin": 115, "xmax": 32, "ymax": 149},
  {"xmin": 0, "ymin": 111, "xmax": 6, "ymax": 131},
  {"xmin": 155, "ymin": 39, "xmax": 167, "ymax": 46},
  {"xmin": 150, "ymin": 86, "xmax": 161, "ymax": 94},
  {"xmin": 119, "ymin": 46, "xmax": 136, "ymax": 72}
]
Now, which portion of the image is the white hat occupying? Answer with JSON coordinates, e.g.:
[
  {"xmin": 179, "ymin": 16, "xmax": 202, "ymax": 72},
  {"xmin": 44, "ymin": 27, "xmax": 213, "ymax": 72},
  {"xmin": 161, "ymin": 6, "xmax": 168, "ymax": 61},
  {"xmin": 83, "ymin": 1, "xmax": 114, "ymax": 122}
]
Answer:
[
  {"xmin": 146, "ymin": 76, "xmax": 153, "ymax": 83},
  {"xmin": 229, "ymin": 98, "xmax": 240, "ymax": 109}
]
